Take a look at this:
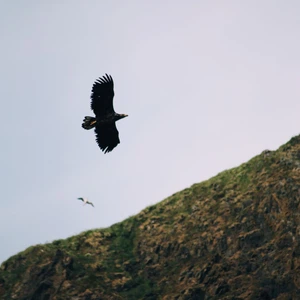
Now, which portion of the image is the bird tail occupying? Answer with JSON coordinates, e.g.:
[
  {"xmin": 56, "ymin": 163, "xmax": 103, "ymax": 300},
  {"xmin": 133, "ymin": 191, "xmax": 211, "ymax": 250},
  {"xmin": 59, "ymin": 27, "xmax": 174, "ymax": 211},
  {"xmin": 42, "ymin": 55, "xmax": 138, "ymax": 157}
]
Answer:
[{"xmin": 82, "ymin": 116, "xmax": 97, "ymax": 130}]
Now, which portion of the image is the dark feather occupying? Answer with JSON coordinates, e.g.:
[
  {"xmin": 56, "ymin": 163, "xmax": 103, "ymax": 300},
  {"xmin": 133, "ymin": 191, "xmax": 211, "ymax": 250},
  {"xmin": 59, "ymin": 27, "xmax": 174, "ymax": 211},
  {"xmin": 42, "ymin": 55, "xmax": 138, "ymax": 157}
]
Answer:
[
  {"xmin": 91, "ymin": 74, "xmax": 115, "ymax": 116},
  {"xmin": 95, "ymin": 123, "xmax": 120, "ymax": 153}
]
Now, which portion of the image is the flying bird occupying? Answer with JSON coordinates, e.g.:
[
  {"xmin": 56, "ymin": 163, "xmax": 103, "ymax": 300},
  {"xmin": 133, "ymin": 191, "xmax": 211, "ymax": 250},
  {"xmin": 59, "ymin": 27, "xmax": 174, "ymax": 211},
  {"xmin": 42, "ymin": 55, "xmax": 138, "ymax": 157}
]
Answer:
[
  {"xmin": 81, "ymin": 74, "xmax": 128, "ymax": 153},
  {"xmin": 77, "ymin": 197, "xmax": 94, "ymax": 207}
]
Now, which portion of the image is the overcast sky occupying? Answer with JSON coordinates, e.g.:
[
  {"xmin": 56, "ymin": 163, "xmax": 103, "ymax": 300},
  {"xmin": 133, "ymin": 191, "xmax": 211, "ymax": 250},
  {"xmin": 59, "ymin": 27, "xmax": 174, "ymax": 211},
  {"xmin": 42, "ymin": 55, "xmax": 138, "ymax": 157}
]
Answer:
[{"xmin": 1, "ymin": 1, "xmax": 300, "ymax": 263}]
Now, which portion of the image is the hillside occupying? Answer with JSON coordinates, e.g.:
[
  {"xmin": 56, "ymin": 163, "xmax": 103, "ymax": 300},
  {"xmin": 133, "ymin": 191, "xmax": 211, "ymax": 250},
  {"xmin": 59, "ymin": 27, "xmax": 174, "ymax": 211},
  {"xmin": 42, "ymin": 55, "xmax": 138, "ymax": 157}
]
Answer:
[{"xmin": 1, "ymin": 135, "xmax": 300, "ymax": 299}]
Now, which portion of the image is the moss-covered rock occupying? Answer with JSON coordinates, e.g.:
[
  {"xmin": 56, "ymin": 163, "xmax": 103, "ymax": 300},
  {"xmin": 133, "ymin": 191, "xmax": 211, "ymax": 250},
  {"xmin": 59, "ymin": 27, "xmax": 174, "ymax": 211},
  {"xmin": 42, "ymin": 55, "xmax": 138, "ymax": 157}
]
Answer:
[{"xmin": 1, "ymin": 134, "xmax": 300, "ymax": 299}]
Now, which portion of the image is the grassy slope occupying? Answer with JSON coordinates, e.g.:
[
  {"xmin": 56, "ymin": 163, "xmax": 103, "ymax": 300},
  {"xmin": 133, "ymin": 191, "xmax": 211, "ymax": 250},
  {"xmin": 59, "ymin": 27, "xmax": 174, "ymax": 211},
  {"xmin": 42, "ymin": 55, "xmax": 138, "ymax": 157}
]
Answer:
[{"xmin": 1, "ymin": 135, "xmax": 300, "ymax": 299}]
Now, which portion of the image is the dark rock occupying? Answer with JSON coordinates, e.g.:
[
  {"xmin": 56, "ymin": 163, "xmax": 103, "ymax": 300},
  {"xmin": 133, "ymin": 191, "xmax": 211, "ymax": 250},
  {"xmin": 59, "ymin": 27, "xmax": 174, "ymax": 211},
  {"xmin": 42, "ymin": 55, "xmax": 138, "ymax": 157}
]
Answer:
[
  {"xmin": 180, "ymin": 287, "xmax": 206, "ymax": 300},
  {"xmin": 215, "ymin": 283, "xmax": 229, "ymax": 295}
]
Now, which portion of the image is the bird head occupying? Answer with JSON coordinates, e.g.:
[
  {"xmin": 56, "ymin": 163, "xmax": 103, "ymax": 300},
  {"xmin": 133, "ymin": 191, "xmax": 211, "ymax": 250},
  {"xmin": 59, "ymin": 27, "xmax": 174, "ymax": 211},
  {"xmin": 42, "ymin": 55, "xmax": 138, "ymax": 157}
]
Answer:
[{"xmin": 116, "ymin": 113, "xmax": 128, "ymax": 121}]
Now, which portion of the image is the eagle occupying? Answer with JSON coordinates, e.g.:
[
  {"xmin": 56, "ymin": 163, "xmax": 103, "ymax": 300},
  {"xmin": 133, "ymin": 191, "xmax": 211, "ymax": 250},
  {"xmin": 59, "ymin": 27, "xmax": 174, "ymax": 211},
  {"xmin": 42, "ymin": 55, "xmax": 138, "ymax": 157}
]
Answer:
[{"xmin": 82, "ymin": 74, "xmax": 128, "ymax": 153}]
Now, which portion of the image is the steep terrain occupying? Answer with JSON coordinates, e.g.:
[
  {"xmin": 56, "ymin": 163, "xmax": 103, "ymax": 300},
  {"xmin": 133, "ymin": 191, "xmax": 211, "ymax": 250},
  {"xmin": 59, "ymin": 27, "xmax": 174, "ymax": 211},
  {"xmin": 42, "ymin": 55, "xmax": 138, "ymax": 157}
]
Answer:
[{"xmin": 1, "ymin": 135, "xmax": 300, "ymax": 299}]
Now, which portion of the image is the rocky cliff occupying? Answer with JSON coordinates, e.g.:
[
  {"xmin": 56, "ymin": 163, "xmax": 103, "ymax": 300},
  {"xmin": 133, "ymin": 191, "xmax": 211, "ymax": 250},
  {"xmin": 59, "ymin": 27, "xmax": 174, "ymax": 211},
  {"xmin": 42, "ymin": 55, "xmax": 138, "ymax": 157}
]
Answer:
[{"xmin": 1, "ymin": 135, "xmax": 300, "ymax": 299}]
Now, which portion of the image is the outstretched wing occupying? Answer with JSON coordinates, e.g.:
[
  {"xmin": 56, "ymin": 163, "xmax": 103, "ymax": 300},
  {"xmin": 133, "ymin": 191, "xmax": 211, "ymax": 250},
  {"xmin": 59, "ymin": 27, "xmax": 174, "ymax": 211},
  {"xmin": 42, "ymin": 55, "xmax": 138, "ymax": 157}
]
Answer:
[
  {"xmin": 95, "ymin": 123, "xmax": 120, "ymax": 153},
  {"xmin": 91, "ymin": 74, "xmax": 115, "ymax": 116}
]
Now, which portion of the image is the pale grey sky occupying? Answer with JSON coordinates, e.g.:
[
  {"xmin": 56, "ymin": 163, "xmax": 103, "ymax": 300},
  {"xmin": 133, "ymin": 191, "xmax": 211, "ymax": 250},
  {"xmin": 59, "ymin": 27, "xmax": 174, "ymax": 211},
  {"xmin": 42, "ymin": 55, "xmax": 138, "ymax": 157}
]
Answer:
[{"xmin": 1, "ymin": 1, "xmax": 300, "ymax": 263}]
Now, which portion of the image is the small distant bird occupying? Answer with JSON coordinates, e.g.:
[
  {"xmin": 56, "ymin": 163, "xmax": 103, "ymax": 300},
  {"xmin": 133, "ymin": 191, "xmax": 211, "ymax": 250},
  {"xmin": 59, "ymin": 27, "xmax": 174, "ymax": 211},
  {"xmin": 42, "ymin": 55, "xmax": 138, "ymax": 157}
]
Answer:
[
  {"xmin": 82, "ymin": 74, "xmax": 128, "ymax": 153},
  {"xmin": 77, "ymin": 197, "xmax": 94, "ymax": 207}
]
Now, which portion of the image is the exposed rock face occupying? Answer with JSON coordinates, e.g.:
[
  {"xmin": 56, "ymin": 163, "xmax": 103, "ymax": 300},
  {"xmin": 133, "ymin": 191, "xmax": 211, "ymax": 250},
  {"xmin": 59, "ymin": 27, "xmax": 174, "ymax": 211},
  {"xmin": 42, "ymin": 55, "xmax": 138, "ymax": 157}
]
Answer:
[{"xmin": 1, "ymin": 135, "xmax": 300, "ymax": 299}]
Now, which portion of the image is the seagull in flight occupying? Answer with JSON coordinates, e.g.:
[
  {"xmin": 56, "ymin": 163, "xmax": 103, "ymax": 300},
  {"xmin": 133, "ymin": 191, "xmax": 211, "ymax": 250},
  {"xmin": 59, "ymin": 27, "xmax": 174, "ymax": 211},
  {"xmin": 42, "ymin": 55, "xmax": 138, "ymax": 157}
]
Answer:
[{"xmin": 77, "ymin": 197, "xmax": 94, "ymax": 207}]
